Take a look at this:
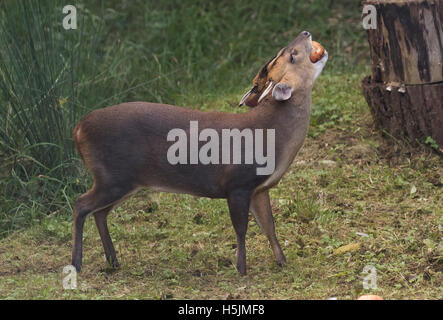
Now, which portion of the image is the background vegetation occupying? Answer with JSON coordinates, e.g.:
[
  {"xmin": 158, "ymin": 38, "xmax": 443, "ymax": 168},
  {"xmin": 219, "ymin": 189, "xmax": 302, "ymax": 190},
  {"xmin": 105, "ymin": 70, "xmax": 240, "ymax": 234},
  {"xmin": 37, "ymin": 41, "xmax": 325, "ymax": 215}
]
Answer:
[{"xmin": 0, "ymin": 0, "xmax": 441, "ymax": 299}]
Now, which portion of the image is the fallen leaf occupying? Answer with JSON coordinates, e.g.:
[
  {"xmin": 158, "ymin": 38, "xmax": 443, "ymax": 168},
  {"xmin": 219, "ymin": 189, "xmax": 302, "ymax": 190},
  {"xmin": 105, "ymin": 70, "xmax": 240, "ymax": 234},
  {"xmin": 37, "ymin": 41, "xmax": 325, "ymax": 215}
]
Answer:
[
  {"xmin": 320, "ymin": 160, "xmax": 337, "ymax": 167},
  {"xmin": 333, "ymin": 243, "xmax": 361, "ymax": 255},
  {"xmin": 356, "ymin": 232, "xmax": 369, "ymax": 238}
]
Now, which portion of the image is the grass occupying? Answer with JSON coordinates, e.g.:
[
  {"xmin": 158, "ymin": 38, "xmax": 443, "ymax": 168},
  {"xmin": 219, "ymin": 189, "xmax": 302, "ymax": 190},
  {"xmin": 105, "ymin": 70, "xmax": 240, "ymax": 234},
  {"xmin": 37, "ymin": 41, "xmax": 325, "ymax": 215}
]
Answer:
[
  {"xmin": 0, "ymin": 71, "xmax": 441, "ymax": 299},
  {"xmin": 0, "ymin": 0, "xmax": 441, "ymax": 299},
  {"xmin": 0, "ymin": 0, "xmax": 107, "ymax": 235}
]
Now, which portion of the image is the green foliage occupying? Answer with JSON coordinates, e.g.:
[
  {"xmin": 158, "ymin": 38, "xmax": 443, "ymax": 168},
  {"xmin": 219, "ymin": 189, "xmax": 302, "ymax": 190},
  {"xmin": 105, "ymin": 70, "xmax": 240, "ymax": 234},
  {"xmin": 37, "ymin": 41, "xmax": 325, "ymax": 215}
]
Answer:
[
  {"xmin": 425, "ymin": 136, "xmax": 439, "ymax": 151},
  {"xmin": 0, "ymin": 0, "xmax": 102, "ymax": 235},
  {"xmin": 0, "ymin": 1, "xmax": 100, "ymax": 166},
  {"xmin": 283, "ymin": 195, "xmax": 320, "ymax": 223}
]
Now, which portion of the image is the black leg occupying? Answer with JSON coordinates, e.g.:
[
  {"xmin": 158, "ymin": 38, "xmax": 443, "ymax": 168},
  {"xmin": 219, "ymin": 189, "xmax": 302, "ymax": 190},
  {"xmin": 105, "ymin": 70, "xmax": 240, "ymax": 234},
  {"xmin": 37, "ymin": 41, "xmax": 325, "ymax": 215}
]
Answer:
[
  {"xmin": 227, "ymin": 190, "xmax": 252, "ymax": 275},
  {"xmin": 250, "ymin": 190, "xmax": 286, "ymax": 266},
  {"xmin": 94, "ymin": 207, "xmax": 120, "ymax": 268}
]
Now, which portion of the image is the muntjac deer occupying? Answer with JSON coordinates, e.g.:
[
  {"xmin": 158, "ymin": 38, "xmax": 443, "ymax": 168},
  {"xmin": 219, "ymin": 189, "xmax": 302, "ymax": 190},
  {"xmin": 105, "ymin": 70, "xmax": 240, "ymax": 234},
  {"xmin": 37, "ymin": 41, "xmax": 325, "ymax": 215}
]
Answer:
[{"xmin": 72, "ymin": 31, "xmax": 328, "ymax": 275}]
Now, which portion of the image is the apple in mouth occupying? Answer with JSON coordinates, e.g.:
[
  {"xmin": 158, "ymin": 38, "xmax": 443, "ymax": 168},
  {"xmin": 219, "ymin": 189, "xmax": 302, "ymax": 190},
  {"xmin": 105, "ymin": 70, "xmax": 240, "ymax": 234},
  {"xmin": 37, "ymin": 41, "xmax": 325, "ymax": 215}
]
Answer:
[{"xmin": 310, "ymin": 41, "xmax": 325, "ymax": 63}]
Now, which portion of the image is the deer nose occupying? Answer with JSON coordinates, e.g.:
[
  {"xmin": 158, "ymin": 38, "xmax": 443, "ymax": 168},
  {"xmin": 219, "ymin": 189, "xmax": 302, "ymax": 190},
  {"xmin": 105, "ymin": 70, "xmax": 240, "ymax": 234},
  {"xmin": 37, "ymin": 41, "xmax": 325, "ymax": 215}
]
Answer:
[{"xmin": 301, "ymin": 31, "xmax": 311, "ymax": 38}]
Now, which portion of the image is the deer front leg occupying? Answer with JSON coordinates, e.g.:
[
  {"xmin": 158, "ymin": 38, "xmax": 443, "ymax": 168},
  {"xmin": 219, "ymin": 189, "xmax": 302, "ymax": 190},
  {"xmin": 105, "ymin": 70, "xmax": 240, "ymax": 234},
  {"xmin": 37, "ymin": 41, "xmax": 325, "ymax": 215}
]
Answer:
[
  {"xmin": 227, "ymin": 190, "xmax": 252, "ymax": 275},
  {"xmin": 250, "ymin": 190, "xmax": 286, "ymax": 266}
]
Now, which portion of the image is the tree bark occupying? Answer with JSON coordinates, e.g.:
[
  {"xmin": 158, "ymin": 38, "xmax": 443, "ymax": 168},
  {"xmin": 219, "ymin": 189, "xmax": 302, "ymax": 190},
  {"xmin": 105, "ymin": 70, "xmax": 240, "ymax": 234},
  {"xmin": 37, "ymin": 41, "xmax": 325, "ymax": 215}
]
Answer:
[
  {"xmin": 362, "ymin": 0, "xmax": 443, "ymax": 148},
  {"xmin": 362, "ymin": 76, "xmax": 443, "ymax": 146},
  {"xmin": 364, "ymin": 0, "xmax": 443, "ymax": 85}
]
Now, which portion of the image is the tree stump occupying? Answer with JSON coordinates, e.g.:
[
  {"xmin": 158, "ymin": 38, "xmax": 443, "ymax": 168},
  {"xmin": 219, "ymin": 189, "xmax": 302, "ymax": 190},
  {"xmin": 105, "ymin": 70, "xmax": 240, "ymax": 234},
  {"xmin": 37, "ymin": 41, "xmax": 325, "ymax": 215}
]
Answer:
[{"xmin": 361, "ymin": 0, "xmax": 443, "ymax": 148}]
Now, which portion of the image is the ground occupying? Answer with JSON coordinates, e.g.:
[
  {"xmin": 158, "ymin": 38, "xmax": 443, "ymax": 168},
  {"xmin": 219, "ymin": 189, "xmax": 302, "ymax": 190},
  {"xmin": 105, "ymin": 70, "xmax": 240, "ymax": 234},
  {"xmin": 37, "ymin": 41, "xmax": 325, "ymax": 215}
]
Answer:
[{"xmin": 0, "ymin": 72, "xmax": 441, "ymax": 299}]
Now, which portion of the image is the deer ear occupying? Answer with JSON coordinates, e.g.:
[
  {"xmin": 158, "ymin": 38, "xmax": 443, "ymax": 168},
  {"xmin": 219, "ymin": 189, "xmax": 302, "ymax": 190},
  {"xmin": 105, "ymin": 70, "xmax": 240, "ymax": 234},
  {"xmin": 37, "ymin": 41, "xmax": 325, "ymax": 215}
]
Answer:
[
  {"xmin": 272, "ymin": 83, "xmax": 293, "ymax": 101},
  {"xmin": 239, "ymin": 86, "xmax": 259, "ymax": 107}
]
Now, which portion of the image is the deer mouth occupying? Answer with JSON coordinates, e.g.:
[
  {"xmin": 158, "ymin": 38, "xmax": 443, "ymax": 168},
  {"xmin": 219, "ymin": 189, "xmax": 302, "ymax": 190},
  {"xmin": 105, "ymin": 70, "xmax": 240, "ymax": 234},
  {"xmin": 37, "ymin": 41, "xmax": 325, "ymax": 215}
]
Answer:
[{"xmin": 311, "ymin": 41, "xmax": 328, "ymax": 80}]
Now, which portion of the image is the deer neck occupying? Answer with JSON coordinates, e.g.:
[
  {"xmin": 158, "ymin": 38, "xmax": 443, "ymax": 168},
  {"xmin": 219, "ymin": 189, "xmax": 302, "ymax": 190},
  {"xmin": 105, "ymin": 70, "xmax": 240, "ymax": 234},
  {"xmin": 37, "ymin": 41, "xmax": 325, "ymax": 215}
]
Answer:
[
  {"xmin": 252, "ymin": 91, "xmax": 311, "ymax": 143},
  {"xmin": 250, "ymin": 92, "xmax": 312, "ymax": 191}
]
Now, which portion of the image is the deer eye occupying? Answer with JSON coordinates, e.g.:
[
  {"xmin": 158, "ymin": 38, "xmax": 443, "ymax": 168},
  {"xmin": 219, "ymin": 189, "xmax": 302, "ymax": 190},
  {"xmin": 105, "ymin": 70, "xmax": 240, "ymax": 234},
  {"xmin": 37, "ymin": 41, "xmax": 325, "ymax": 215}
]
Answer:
[{"xmin": 290, "ymin": 50, "xmax": 298, "ymax": 63}]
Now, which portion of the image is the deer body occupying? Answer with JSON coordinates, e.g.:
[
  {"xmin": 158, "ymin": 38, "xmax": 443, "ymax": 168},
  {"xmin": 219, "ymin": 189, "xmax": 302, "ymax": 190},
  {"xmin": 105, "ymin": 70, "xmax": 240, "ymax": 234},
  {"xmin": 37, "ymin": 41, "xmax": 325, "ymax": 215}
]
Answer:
[{"xmin": 72, "ymin": 31, "xmax": 327, "ymax": 275}]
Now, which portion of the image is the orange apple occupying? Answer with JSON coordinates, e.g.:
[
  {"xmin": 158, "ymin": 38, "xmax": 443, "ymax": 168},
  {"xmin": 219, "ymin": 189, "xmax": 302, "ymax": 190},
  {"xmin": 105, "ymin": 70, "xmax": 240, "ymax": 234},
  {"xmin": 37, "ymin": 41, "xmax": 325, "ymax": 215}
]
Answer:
[
  {"xmin": 310, "ymin": 41, "xmax": 325, "ymax": 63},
  {"xmin": 357, "ymin": 295, "xmax": 384, "ymax": 300}
]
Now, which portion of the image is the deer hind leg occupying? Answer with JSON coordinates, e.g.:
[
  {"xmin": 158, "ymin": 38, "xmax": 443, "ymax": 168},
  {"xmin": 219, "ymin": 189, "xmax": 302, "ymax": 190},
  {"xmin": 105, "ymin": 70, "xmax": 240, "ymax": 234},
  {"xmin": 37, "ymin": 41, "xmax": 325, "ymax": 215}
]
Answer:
[
  {"xmin": 72, "ymin": 182, "xmax": 135, "ymax": 272},
  {"xmin": 94, "ymin": 207, "xmax": 119, "ymax": 268},
  {"xmin": 250, "ymin": 190, "xmax": 286, "ymax": 266}
]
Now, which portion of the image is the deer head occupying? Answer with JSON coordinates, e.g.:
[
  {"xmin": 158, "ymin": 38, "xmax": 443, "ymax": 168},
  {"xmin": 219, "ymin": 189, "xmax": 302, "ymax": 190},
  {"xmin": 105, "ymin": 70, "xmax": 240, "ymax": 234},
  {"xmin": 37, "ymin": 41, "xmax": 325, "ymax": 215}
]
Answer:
[{"xmin": 239, "ymin": 31, "xmax": 328, "ymax": 107}]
